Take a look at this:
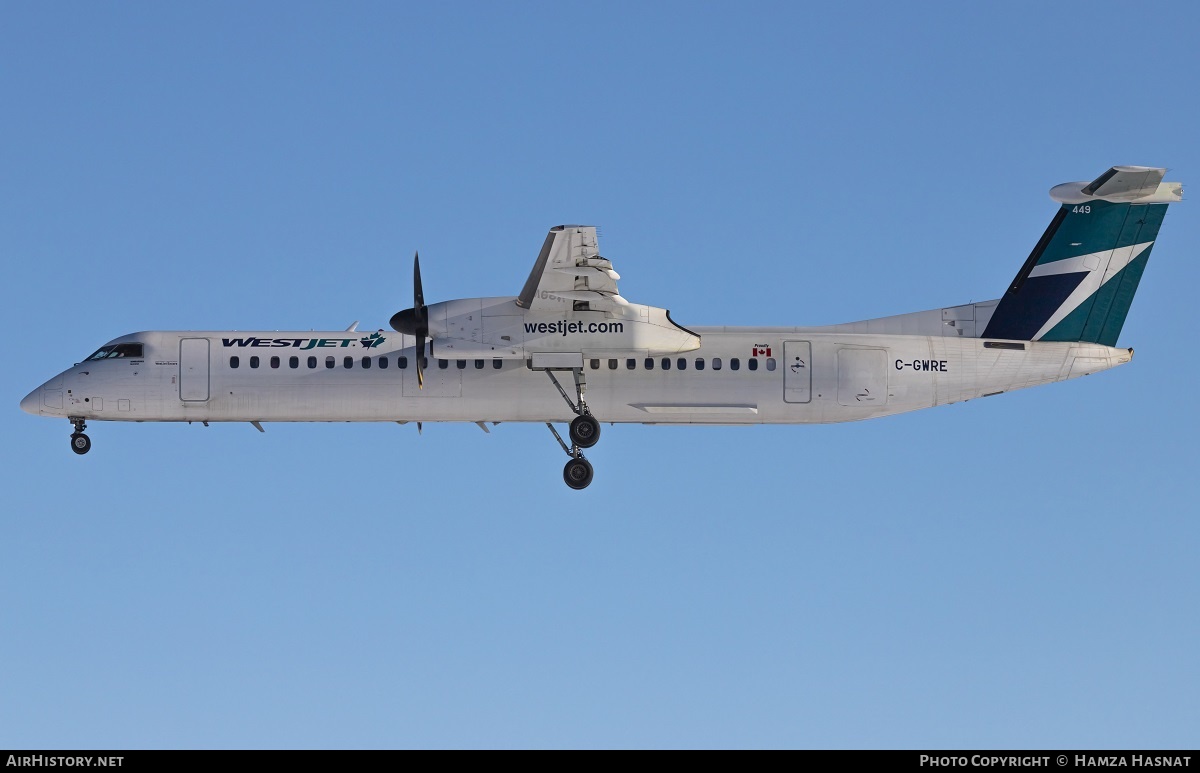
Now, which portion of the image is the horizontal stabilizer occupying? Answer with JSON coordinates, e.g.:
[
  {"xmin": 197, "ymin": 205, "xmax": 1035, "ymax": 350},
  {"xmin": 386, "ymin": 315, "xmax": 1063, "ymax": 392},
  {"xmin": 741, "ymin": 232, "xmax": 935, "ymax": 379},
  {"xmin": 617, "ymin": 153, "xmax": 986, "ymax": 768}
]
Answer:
[{"xmin": 1051, "ymin": 166, "xmax": 1182, "ymax": 204}]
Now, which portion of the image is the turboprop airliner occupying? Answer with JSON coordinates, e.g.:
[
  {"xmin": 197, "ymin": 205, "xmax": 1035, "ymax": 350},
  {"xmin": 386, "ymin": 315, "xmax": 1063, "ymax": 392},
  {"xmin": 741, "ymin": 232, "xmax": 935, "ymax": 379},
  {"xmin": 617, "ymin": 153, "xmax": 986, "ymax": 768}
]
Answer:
[{"xmin": 20, "ymin": 166, "xmax": 1181, "ymax": 488}]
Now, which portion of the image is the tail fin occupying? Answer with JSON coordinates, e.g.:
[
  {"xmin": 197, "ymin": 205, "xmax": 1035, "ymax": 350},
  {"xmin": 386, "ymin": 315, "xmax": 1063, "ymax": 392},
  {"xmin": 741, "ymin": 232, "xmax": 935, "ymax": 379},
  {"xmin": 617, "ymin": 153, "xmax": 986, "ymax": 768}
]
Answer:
[{"xmin": 981, "ymin": 166, "xmax": 1181, "ymax": 345}]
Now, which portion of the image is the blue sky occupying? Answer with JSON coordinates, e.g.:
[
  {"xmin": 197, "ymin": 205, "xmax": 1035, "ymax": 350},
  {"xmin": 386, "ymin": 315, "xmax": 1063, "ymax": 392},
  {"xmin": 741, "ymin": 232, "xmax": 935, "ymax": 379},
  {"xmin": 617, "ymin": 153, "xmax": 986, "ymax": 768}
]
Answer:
[{"xmin": 3, "ymin": 1, "xmax": 1198, "ymax": 748}]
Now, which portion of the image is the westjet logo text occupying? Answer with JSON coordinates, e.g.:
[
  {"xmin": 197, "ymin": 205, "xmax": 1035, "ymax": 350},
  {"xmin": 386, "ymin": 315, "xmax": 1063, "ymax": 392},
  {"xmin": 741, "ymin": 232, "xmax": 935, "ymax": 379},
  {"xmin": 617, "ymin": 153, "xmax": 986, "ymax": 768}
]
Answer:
[
  {"xmin": 222, "ymin": 334, "xmax": 386, "ymax": 350},
  {"xmin": 524, "ymin": 321, "xmax": 624, "ymax": 336}
]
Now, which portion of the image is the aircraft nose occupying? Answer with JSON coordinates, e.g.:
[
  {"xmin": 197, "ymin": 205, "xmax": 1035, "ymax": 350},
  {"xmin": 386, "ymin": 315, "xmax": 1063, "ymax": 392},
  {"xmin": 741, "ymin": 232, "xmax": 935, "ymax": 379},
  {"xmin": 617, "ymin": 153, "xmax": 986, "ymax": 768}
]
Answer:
[{"xmin": 20, "ymin": 387, "xmax": 41, "ymax": 415}]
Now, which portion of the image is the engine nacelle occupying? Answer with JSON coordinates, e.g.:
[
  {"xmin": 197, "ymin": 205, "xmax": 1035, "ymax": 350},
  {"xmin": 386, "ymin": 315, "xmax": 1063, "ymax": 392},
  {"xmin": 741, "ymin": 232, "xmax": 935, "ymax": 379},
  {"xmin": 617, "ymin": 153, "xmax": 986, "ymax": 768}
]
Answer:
[{"xmin": 423, "ymin": 296, "xmax": 700, "ymax": 359}]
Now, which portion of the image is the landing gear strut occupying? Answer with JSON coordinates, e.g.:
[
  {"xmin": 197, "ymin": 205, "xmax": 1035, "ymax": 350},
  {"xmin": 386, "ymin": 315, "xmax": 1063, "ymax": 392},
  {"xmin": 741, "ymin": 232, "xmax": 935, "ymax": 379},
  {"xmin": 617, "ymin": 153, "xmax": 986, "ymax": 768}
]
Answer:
[
  {"xmin": 69, "ymin": 417, "xmax": 91, "ymax": 455},
  {"xmin": 543, "ymin": 367, "xmax": 602, "ymax": 489}
]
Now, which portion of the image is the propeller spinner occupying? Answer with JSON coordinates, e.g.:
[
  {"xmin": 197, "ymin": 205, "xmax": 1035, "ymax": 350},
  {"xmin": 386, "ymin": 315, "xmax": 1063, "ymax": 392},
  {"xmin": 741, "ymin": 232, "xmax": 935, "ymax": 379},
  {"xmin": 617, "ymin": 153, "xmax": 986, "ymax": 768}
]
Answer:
[{"xmin": 389, "ymin": 251, "xmax": 428, "ymax": 388}]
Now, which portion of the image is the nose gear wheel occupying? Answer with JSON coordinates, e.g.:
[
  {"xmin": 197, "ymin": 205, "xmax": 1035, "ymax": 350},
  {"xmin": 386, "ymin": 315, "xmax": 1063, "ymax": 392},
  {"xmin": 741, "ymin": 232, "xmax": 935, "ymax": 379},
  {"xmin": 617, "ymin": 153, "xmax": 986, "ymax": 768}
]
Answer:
[{"xmin": 69, "ymin": 418, "xmax": 91, "ymax": 455}]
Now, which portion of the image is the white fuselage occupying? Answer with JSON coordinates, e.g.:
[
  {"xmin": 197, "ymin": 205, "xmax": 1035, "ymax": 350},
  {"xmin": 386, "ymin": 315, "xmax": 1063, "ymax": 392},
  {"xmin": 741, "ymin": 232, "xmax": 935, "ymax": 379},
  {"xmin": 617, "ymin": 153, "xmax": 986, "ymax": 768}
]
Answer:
[
  {"xmin": 21, "ymin": 320, "xmax": 1131, "ymax": 427},
  {"xmin": 19, "ymin": 173, "xmax": 1171, "ymax": 489}
]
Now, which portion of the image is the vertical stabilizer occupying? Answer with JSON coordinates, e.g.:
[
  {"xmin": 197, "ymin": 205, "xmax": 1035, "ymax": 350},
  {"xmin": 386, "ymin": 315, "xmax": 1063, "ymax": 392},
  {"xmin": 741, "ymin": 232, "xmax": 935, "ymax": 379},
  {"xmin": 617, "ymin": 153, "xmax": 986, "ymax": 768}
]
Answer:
[{"xmin": 981, "ymin": 166, "xmax": 1180, "ymax": 345}]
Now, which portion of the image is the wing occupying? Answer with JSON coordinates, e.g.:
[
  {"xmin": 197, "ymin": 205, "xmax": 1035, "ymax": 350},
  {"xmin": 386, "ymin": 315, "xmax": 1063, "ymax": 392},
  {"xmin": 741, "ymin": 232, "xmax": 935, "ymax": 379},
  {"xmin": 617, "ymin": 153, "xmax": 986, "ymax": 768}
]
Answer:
[{"xmin": 515, "ymin": 225, "xmax": 625, "ymax": 311}]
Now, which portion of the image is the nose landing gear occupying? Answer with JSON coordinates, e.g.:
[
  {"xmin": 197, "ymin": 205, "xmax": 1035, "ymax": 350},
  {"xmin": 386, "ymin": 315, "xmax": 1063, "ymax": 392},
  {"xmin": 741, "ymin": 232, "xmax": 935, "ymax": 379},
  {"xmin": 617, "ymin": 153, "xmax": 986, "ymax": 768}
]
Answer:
[{"xmin": 69, "ymin": 417, "xmax": 91, "ymax": 455}]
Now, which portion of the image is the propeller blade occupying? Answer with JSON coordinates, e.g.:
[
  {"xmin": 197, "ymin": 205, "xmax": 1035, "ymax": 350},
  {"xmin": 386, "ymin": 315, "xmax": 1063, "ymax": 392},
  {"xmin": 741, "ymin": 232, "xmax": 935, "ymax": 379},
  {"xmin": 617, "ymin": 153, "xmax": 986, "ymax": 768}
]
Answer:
[
  {"xmin": 413, "ymin": 251, "xmax": 424, "ymax": 309},
  {"xmin": 415, "ymin": 333, "xmax": 425, "ymax": 389},
  {"xmin": 389, "ymin": 254, "xmax": 427, "ymax": 334},
  {"xmin": 389, "ymin": 251, "xmax": 429, "ymax": 389},
  {"xmin": 413, "ymin": 251, "xmax": 427, "ymax": 389}
]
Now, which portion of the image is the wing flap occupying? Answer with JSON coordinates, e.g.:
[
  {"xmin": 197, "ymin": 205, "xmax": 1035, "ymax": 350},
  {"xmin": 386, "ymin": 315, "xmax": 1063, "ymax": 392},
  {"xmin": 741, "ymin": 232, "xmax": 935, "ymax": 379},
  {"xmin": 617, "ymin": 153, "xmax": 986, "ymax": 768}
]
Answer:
[{"xmin": 516, "ymin": 226, "xmax": 621, "ymax": 311}]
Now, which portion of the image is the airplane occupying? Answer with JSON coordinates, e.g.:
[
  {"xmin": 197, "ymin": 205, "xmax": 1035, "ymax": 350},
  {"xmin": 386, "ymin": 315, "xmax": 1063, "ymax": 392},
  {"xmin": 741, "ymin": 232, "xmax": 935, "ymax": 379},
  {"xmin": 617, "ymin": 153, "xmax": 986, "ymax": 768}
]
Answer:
[{"xmin": 20, "ymin": 165, "xmax": 1182, "ymax": 489}]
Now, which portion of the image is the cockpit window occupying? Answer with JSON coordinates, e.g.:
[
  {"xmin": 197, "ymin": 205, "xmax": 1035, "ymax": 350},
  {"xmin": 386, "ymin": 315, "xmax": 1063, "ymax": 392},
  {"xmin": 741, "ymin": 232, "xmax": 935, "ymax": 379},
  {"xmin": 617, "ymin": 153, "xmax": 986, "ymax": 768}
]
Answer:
[{"xmin": 85, "ymin": 343, "xmax": 144, "ymax": 361}]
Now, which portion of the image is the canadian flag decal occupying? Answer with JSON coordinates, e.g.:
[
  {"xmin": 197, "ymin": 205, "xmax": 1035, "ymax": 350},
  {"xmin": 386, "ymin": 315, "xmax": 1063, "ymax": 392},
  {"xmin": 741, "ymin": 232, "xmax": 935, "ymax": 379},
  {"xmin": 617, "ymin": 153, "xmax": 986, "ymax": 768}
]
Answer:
[{"xmin": 751, "ymin": 344, "xmax": 772, "ymax": 357}]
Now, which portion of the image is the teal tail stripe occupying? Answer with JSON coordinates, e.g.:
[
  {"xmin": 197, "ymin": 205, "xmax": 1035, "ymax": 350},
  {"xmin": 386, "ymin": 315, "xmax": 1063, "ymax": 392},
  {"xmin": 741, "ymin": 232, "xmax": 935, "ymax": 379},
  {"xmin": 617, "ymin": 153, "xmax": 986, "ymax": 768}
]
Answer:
[
  {"xmin": 1039, "ymin": 203, "xmax": 1167, "ymax": 346},
  {"xmin": 1040, "ymin": 250, "xmax": 1150, "ymax": 345}
]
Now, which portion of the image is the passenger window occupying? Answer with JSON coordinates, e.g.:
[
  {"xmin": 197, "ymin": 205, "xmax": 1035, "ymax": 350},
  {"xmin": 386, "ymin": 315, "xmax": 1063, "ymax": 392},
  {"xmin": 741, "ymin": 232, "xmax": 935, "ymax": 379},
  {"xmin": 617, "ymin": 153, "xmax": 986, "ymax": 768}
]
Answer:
[
  {"xmin": 398, "ymin": 356, "xmax": 408, "ymax": 369},
  {"xmin": 438, "ymin": 359, "xmax": 448, "ymax": 369},
  {"xmin": 421, "ymin": 357, "xmax": 429, "ymax": 370},
  {"xmin": 677, "ymin": 358, "xmax": 687, "ymax": 371},
  {"xmin": 362, "ymin": 356, "xmax": 371, "ymax": 369},
  {"xmin": 748, "ymin": 358, "xmax": 759, "ymax": 371},
  {"xmin": 493, "ymin": 359, "xmax": 502, "ymax": 369},
  {"xmin": 712, "ymin": 357, "xmax": 722, "ymax": 370},
  {"xmin": 230, "ymin": 356, "xmax": 240, "ymax": 369},
  {"xmin": 250, "ymin": 356, "xmax": 260, "ymax": 368},
  {"xmin": 730, "ymin": 358, "xmax": 740, "ymax": 371},
  {"xmin": 289, "ymin": 356, "xmax": 299, "ymax": 369},
  {"xmin": 766, "ymin": 357, "xmax": 776, "ymax": 371},
  {"xmin": 590, "ymin": 359, "xmax": 600, "ymax": 370},
  {"xmin": 378, "ymin": 357, "xmax": 388, "ymax": 369},
  {"xmin": 326, "ymin": 356, "xmax": 335, "ymax": 369},
  {"xmin": 645, "ymin": 358, "xmax": 654, "ymax": 370},
  {"xmin": 662, "ymin": 358, "xmax": 671, "ymax": 371},
  {"xmin": 608, "ymin": 359, "xmax": 618, "ymax": 370},
  {"xmin": 270, "ymin": 356, "xmax": 280, "ymax": 369},
  {"xmin": 344, "ymin": 356, "xmax": 353, "ymax": 369},
  {"xmin": 308, "ymin": 356, "xmax": 317, "ymax": 369},
  {"xmin": 695, "ymin": 358, "xmax": 705, "ymax": 370},
  {"xmin": 475, "ymin": 359, "xmax": 484, "ymax": 369},
  {"xmin": 456, "ymin": 360, "xmax": 466, "ymax": 369},
  {"xmin": 626, "ymin": 359, "xmax": 636, "ymax": 370}
]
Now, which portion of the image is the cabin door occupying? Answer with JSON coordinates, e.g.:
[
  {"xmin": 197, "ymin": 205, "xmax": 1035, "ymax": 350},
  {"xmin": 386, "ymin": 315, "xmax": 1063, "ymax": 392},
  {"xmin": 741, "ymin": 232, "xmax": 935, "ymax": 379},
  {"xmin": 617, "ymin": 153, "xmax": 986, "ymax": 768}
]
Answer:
[
  {"xmin": 783, "ymin": 341, "xmax": 812, "ymax": 403},
  {"xmin": 179, "ymin": 338, "xmax": 210, "ymax": 401}
]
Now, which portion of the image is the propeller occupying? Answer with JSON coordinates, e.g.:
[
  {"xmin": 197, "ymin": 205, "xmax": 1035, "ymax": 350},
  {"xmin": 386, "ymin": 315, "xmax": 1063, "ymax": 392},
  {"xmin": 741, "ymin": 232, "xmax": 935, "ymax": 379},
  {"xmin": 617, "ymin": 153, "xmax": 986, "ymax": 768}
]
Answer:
[{"xmin": 389, "ymin": 251, "xmax": 428, "ymax": 388}]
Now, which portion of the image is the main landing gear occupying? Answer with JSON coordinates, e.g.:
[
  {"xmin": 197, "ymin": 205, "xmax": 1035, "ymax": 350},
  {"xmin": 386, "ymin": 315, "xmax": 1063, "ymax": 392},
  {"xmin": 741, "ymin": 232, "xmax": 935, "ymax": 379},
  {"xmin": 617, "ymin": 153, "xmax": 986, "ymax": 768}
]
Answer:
[
  {"xmin": 69, "ymin": 417, "xmax": 91, "ymax": 455},
  {"xmin": 543, "ymin": 367, "xmax": 602, "ymax": 490}
]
